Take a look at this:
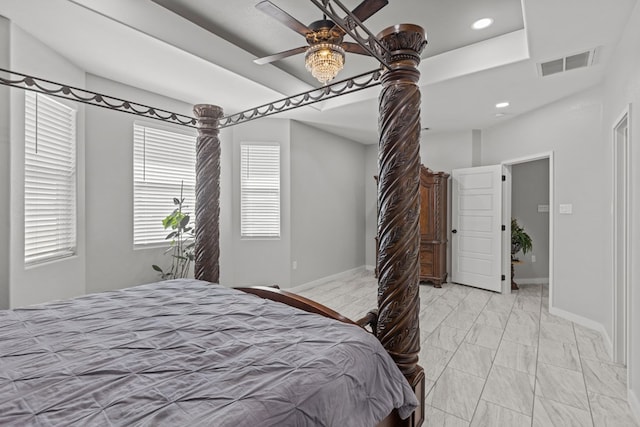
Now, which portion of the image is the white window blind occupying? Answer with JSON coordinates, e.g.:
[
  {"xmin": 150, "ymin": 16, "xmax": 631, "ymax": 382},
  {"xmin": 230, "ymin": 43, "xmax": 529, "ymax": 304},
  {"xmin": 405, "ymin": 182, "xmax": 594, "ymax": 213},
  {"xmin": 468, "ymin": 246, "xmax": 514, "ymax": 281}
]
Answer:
[
  {"xmin": 24, "ymin": 92, "xmax": 77, "ymax": 265},
  {"xmin": 241, "ymin": 144, "xmax": 280, "ymax": 238},
  {"xmin": 133, "ymin": 123, "xmax": 196, "ymax": 246}
]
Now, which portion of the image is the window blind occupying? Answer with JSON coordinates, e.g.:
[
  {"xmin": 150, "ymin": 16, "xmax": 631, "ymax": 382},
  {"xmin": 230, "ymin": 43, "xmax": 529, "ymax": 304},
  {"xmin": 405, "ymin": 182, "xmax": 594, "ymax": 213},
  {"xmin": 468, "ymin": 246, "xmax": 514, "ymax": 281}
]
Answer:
[
  {"xmin": 24, "ymin": 92, "xmax": 77, "ymax": 265},
  {"xmin": 133, "ymin": 123, "xmax": 196, "ymax": 246},
  {"xmin": 240, "ymin": 144, "xmax": 280, "ymax": 238}
]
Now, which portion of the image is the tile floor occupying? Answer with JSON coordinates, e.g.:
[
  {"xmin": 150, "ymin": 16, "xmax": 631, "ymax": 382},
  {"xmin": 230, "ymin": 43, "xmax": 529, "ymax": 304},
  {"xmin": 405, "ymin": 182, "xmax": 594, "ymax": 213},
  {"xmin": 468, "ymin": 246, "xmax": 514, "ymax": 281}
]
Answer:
[{"xmin": 291, "ymin": 271, "xmax": 639, "ymax": 427}]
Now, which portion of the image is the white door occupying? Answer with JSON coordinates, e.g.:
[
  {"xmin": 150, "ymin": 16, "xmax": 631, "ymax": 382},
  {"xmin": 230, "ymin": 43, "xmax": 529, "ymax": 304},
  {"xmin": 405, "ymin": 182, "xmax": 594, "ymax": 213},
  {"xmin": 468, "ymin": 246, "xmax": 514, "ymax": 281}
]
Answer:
[{"xmin": 451, "ymin": 165, "xmax": 503, "ymax": 292}]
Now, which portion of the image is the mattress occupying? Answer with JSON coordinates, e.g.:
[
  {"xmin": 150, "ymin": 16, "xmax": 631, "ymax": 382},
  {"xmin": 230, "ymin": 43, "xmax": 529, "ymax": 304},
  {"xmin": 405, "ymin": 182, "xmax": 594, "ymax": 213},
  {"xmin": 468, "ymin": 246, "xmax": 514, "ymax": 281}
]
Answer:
[{"xmin": 0, "ymin": 279, "xmax": 417, "ymax": 426}]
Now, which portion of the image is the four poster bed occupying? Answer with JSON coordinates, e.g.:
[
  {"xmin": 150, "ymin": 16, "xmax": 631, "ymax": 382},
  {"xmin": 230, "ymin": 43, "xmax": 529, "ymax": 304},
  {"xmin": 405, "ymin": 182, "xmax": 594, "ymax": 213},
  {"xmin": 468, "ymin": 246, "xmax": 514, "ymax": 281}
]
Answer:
[{"xmin": 0, "ymin": 15, "xmax": 428, "ymax": 427}]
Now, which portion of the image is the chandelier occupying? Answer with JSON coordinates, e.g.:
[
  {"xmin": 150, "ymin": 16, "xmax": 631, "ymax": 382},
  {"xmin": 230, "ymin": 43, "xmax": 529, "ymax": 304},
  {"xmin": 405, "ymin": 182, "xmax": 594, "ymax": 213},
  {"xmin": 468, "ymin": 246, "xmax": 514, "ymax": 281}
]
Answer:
[{"xmin": 305, "ymin": 43, "xmax": 345, "ymax": 85}]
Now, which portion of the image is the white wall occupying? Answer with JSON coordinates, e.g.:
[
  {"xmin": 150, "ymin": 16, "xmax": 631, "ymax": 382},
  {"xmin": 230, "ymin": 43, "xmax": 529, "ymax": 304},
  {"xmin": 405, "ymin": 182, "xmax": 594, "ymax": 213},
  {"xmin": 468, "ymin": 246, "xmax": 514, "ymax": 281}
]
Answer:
[
  {"xmin": 9, "ymin": 23, "xmax": 87, "ymax": 307},
  {"xmin": 228, "ymin": 118, "xmax": 291, "ymax": 287},
  {"xmin": 482, "ymin": 86, "xmax": 611, "ymax": 334},
  {"xmin": 511, "ymin": 159, "xmax": 550, "ymax": 280},
  {"xmin": 0, "ymin": 17, "xmax": 10, "ymax": 309},
  {"xmin": 84, "ymin": 74, "xmax": 197, "ymax": 294},
  {"xmin": 601, "ymin": 0, "xmax": 640, "ymax": 416},
  {"xmin": 420, "ymin": 130, "xmax": 474, "ymax": 173},
  {"xmin": 290, "ymin": 121, "xmax": 365, "ymax": 285},
  {"xmin": 419, "ymin": 130, "xmax": 475, "ymax": 282},
  {"xmin": 364, "ymin": 144, "xmax": 377, "ymax": 269}
]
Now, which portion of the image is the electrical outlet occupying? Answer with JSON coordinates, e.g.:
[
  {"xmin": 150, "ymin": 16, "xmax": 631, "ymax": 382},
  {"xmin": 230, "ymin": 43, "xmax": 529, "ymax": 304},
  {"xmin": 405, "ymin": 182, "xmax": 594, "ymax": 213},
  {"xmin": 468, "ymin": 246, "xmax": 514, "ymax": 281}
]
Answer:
[
  {"xmin": 292, "ymin": 261, "xmax": 297, "ymax": 270},
  {"xmin": 531, "ymin": 255, "xmax": 536, "ymax": 263}
]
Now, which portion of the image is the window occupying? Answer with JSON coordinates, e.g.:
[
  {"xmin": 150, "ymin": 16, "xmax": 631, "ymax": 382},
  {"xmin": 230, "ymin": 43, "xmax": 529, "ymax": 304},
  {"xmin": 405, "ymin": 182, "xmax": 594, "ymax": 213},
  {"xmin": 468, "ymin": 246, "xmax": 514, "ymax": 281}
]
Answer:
[
  {"xmin": 133, "ymin": 123, "xmax": 196, "ymax": 246},
  {"xmin": 24, "ymin": 92, "xmax": 77, "ymax": 265},
  {"xmin": 240, "ymin": 143, "xmax": 280, "ymax": 238}
]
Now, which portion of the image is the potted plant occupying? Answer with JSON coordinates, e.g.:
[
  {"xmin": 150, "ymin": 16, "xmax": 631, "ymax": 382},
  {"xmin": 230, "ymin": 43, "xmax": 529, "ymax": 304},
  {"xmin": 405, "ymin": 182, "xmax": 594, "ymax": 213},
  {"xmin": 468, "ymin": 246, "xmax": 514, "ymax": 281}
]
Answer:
[
  {"xmin": 152, "ymin": 186, "xmax": 195, "ymax": 280},
  {"xmin": 511, "ymin": 218, "xmax": 532, "ymax": 260}
]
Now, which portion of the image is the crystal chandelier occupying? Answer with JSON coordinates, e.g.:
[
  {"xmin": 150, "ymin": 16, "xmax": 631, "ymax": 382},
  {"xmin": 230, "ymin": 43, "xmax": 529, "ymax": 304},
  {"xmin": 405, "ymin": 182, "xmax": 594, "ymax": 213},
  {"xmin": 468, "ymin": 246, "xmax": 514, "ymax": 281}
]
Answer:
[{"xmin": 305, "ymin": 43, "xmax": 345, "ymax": 85}]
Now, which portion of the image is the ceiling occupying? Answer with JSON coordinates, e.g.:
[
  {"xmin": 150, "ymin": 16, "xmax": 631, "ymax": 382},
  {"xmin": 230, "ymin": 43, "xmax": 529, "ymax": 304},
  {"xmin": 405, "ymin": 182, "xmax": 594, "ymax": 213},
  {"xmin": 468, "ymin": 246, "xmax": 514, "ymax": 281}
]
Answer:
[{"xmin": 0, "ymin": 0, "xmax": 637, "ymax": 143}]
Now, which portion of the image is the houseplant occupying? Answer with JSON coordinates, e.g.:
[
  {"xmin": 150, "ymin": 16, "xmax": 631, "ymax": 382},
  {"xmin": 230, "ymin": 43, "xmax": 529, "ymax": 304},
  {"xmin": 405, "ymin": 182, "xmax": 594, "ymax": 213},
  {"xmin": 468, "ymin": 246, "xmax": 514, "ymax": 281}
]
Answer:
[
  {"xmin": 152, "ymin": 188, "xmax": 195, "ymax": 280},
  {"xmin": 511, "ymin": 218, "xmax": 532, "ymax": 260}
]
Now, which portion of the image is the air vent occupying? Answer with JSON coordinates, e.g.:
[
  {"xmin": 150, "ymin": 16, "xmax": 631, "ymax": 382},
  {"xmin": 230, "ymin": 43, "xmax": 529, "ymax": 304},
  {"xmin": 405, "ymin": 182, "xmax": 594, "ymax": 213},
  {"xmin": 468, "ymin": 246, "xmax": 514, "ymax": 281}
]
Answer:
[{"xmin": 538, "ymin": 48, "xmax": 598, "ymax": 77}]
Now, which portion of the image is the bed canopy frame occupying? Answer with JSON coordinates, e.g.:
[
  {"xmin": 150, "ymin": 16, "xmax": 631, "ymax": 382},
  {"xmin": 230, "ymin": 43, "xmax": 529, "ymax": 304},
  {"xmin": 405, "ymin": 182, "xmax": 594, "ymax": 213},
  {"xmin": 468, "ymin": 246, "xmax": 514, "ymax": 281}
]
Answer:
[{"xmin": 1, "ymin": 3, "xmax": 428, "ymax": 424}]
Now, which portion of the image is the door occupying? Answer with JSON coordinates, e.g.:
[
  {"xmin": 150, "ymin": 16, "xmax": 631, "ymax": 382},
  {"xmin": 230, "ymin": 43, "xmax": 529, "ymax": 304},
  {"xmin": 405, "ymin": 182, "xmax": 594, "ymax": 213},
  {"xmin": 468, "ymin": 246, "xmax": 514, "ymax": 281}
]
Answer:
[
  {"xmin": 451, "ymin": 165, "xmax": 503, "ymax": 292},
  {"xmin": 613, "ymin": 112, "xmax": 630, "ymax": 365}
]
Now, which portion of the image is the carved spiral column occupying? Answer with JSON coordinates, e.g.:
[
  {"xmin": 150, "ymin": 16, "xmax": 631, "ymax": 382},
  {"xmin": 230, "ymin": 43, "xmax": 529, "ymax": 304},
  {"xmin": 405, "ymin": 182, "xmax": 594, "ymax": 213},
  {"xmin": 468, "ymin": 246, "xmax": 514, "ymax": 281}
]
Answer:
[
  {"xmin": 193, "ymin": 104, "xmax": 223, "ymax": 283},
  {"xmin": 376, "ymin": 24, "xmax": 426, "ymax": 389}
]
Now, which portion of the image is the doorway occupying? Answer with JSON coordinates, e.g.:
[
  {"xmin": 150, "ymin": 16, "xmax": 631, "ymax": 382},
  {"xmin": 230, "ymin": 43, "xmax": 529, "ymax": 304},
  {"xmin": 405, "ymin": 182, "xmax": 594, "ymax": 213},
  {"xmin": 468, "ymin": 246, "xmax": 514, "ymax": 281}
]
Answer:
[
  {"xmin": 613, "ymin": 107, "xmax": 630, "ymax": 366},
  {"xmin": 501, "ymin": 153, "xmax": 553, "ymax": 301}
]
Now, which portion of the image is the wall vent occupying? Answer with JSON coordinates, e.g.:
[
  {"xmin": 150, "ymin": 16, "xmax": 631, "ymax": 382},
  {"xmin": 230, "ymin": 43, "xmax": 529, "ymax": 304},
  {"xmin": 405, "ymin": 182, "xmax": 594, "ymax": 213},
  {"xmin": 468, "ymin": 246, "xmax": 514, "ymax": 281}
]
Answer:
[{"xmin": 538, "ymin": 48, "xmax": 599, "ymax": 77}]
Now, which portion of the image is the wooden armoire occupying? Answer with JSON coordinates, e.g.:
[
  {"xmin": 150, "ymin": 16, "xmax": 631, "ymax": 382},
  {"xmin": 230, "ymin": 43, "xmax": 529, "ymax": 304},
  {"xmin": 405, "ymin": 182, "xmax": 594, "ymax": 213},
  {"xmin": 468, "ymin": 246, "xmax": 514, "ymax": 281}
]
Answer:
[{"xmin": 418, "ymin": 166, "xmax": 449, "ymax": 287}]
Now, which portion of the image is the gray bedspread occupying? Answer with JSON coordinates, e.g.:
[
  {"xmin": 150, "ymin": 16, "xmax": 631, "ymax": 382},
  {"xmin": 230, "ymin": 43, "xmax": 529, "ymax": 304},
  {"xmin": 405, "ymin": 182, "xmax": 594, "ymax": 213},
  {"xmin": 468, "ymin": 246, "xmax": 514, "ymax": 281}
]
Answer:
[{"xmin": 0, "ymin": 279, "xmax": 417, "ymax": 426}]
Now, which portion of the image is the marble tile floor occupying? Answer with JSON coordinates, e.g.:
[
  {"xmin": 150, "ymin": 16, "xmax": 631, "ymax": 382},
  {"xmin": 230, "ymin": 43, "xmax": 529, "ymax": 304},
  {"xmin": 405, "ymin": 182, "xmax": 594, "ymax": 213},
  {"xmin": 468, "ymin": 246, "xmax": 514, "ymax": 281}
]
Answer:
[{"xmin": 291, "ymin": 271, "xmax": 639, "ymax": 427}]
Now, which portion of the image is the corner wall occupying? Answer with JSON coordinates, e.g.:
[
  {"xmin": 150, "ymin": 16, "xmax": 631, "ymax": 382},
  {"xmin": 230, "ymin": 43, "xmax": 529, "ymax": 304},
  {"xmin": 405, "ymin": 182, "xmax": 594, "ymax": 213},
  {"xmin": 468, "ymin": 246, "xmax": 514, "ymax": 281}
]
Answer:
[{"xmin": 290, "ymin": 121, "xmax": 366, "ymax": 286}]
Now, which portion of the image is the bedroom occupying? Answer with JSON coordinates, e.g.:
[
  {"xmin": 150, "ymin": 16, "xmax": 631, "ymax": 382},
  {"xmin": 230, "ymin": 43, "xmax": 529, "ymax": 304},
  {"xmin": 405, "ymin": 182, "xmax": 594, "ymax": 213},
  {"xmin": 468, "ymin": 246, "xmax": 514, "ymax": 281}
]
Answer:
[{"xmin": 1, "ymin": 0, "xmax": 640, "ymax": 425}]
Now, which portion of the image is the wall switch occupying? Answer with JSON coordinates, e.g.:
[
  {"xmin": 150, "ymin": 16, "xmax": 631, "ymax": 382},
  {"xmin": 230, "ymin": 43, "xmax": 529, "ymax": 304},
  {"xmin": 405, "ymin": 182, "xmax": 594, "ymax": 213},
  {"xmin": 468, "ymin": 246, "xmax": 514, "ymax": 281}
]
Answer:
[
  {"xmin": 559, "ymin": 204, "xmax": 573, "ymax": 214},
  {"xmin": 292, "ymin": 261, "xmax": 297, "ymax": 270},
  {"xmin": 531, "ymin": 255, "xmax": 536, "ymax": 263}
]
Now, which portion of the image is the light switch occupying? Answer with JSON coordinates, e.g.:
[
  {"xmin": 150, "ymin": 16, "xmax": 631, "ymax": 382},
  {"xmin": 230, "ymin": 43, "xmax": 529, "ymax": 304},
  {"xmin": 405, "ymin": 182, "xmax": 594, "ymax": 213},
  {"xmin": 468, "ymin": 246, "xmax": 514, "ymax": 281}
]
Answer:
[
  {"xmin": 537, "ymin": 204, "xmax": 549, "ymax": 212},
  {"xmin": 559, "ymin": 204, "xmax": 573, "ymax": 214}
]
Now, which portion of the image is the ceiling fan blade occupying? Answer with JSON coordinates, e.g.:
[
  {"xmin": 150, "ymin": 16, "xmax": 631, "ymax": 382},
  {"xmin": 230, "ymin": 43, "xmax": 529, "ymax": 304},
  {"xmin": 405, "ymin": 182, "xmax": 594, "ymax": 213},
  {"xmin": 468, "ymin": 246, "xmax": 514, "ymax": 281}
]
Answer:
[
  {"xmin": 256, "ymin": 0, "xmax": 311, "ymax": 37},
  {"xmin": 253, "ymin": 46, "xmax": 308, "ymax": 65},
  {"xmin": 351, "ymin": 0, "xmax": 389, "ymax": 22},
  {"xmin": 342, "ymin": 42, "xmax": 370, "ymax": 55}
]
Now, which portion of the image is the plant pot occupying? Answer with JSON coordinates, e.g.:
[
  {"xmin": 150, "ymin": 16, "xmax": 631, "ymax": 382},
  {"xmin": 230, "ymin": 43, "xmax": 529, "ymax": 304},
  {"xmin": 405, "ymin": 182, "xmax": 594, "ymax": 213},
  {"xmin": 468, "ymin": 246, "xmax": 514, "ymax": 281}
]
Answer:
[{"xmin": 511, "ymin": 242, "xmax": 522, "ymax": 256}]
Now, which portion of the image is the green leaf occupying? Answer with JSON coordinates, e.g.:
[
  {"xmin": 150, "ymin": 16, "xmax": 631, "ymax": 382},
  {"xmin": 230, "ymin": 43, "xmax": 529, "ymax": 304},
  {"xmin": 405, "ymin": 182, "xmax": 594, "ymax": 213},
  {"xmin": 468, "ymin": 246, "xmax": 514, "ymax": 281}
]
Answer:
[
  {"xmin": 152, "ymin": 265, "xmax": 163, "ymax": 272},
  {"xmin": 173, "ymin": 198, "xmax": 181, "ymax": 205}
]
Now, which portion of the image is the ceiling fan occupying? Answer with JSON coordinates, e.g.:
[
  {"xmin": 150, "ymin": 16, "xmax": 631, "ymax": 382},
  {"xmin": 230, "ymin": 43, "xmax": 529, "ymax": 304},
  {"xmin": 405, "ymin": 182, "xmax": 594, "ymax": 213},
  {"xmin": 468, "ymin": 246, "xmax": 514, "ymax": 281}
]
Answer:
[{"xmin": 254, "ymin": 0, "xmax": 388, "ymax": 84}]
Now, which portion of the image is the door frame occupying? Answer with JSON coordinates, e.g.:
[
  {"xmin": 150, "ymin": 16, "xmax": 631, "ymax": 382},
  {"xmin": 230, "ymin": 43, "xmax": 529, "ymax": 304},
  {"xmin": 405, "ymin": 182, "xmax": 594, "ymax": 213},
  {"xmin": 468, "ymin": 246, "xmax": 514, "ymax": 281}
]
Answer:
[
  {"xmin": 612, "ymin": 105, "xmax": 631, "ymax": 366},
  {"xmin": 500, "ymin": 152, "xmax": 554, "ymax": 304}
]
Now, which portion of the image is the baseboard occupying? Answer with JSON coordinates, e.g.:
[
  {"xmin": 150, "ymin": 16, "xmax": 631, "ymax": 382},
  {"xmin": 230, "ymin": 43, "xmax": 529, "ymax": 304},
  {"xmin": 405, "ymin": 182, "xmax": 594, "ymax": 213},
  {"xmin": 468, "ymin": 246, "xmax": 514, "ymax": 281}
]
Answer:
[
  {"xmin": 629, "ymin": 388, "xmax": 640, "ymax": 424},
  {"xmin": 364, "ymin": 264, "xmax": 375, "ymax": 272},
  {"xmin": 549, "ymin": 306, "xmax": 613, "ymax": 360},
  {"xmin": 288, "ymin": 266, "xmax": 366, "ymax": 292},
  {"xmin": 515, "ymin": 277, "xmax": 549, "ymax": 285}
]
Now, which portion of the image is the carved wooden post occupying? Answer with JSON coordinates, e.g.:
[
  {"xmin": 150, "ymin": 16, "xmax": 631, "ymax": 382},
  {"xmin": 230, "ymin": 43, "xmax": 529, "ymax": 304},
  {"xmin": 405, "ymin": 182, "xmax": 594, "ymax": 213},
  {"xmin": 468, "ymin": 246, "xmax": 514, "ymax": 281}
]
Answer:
[
  {"xmin": 376, "ymin": 24, "xmax": 427, "ymax": 426},
  {"xmin": 193, "ymin": 104, "xmax": 223, "ymax": 283}
]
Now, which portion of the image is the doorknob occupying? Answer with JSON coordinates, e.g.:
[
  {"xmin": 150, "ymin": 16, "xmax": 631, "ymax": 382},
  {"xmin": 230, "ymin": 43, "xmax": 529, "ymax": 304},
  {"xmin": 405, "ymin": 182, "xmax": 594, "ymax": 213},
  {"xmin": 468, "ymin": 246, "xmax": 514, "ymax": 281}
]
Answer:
[{"xmin": 452, "ymin": 229, "xmax": 457, "ymax": 233}]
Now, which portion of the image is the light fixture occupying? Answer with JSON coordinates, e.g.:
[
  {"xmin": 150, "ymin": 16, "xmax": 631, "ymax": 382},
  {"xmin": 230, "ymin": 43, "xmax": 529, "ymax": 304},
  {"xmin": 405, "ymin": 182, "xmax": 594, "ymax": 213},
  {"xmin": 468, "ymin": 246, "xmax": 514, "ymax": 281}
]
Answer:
[
  {"xmin": 472, "ymin": 18, "xmax": 494, "ymax": 30},
  {"xmin": 305, "ymin": 43, "xmax": 345, "ymax": 85},
  {"xmin": 495, "ymin": 101, "xmax": 510, "ymax": 108}
]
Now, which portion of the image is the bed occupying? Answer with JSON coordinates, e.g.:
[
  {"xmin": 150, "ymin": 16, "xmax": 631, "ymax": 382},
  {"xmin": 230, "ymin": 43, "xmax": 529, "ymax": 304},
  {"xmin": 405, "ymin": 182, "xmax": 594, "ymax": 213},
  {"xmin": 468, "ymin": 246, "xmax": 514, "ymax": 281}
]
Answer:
[
  {"xmin": 0, "ymin": 280, "xmax": 416, "ymax": 426},
  {"xmin": 0, "ymin": 13, "xmax": 427, "ymax": 427}
]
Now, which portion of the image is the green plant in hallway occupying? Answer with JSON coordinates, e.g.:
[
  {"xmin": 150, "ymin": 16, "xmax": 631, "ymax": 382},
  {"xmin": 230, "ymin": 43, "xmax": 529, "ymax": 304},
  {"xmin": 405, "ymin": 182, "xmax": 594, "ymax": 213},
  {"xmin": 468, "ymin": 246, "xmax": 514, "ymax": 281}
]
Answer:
[
  {"xmin": 511, "ymin": 218, "xmax": 532, "ymax": 260},
  {"xmin": 152, "ymin": 187, "xmax": 195, "ymax": 280}
]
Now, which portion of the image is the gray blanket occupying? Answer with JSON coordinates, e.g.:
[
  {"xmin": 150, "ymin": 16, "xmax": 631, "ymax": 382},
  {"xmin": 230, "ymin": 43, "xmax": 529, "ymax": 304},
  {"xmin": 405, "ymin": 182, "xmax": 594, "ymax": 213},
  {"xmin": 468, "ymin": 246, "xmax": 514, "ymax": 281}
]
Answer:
[{"xmin": 0, "ymin": 279, "xmax": 417, "ymax": 426}]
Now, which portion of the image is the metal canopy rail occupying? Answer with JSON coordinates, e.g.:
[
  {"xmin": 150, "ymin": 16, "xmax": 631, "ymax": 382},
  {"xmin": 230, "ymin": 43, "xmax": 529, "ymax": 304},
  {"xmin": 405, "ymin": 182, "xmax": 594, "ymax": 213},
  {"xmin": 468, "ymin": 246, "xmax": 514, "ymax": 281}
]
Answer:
[
  {"xmin": 1, "ymin": 67, "xmax": 381, "ymax": 130},
  {"xmin": 218, "ymin": 68, "xmax": 381, "ymax": 128},
  {"xmin": 0, "ymin": 68, "xmax": 199, "ymax": 128}
]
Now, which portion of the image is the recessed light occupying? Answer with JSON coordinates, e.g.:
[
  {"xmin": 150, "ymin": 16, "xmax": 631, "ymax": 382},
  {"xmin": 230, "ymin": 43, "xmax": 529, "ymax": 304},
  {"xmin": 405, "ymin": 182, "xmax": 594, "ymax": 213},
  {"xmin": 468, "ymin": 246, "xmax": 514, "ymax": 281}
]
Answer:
[
  {"xmin": 495, "ymin": 101, "xmax": 510, "ymax": 109},
  {"xmin": 472, "ymin": 18, "xmax": 493, "ymax": 30}
]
